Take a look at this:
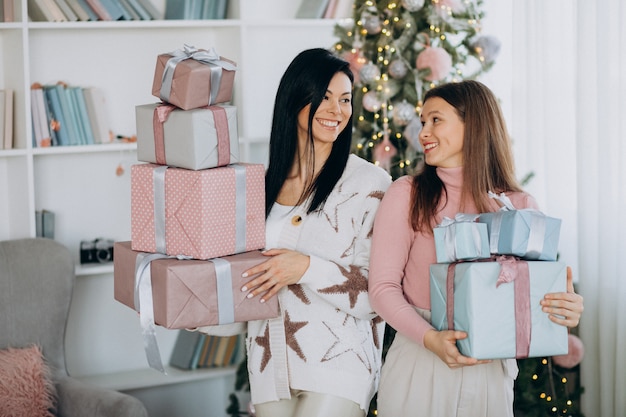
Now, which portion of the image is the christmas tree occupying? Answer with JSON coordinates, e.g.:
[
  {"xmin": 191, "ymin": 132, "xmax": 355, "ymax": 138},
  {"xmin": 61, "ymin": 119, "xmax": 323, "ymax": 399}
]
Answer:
[{"xmin": 332, "ymin": 0, "xmax": 501, "ymax": 179}]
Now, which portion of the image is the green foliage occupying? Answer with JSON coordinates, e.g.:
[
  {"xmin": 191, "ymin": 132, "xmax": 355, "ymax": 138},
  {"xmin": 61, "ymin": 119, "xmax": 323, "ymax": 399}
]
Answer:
[
  {"xmin": 332, "ymin": 0, "xmax": 499, "ymax": 179},
  {"xmin": 514, "ymin": 357, "xmax": 585, "ymax": 417}
]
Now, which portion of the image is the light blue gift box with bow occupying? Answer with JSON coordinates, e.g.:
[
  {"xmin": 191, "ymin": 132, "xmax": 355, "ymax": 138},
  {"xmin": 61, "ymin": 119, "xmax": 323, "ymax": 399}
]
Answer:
[
  {"xmin": 430, "ymin": 257, "xmax": 569, "ymax": 360},
  {"xmin": 478, "ymin": 192, "xmax": 562, "ymax": 261},
  {"xmin": 434, "ymin": 213, "xmax": 491, "ymax": 263}
]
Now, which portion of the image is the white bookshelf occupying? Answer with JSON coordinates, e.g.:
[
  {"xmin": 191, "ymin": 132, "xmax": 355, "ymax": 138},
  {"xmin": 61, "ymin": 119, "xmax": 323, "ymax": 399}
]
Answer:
[{"xmin": 0, "ymin": 1, "xmax": 339, "ymax": 415}]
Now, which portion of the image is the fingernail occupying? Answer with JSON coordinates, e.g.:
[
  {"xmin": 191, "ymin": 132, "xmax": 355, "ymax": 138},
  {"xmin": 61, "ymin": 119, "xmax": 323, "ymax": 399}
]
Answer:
[
  {"xmin": 241, "ymin": 286, "xmax": 247, "ymax": 292},
  {"xmin": 260, "ymin": 298, "xmax": 265, "ymax": 303},
  {"xmin": 242, "ymin": 272, "xmax": 248, "ymax": 278},
  {"xmin": 247, "ymin": 293, "xmax": 254, "ymax": 299}
]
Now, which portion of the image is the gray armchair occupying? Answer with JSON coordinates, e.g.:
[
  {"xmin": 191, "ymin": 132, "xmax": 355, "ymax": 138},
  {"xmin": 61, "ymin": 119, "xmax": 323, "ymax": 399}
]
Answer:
[{"xmin": 0, "ymin": 237, "xmax": 148, "ymax": 417}]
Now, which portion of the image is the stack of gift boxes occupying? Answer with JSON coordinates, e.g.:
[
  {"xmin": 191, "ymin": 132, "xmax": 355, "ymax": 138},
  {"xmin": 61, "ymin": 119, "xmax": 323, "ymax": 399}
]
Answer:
[
  {"xmin": 429, "ymin": 192, "xmax": 569, "ymax": 360},
  {"xmin": 112, "ymin": 46, "xmax": 279, "ymax": 367}
]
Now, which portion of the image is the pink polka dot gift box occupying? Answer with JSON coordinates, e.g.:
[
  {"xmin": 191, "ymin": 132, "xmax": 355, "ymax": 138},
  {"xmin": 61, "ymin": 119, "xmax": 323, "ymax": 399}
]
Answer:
[{"xmin": 131, "ymin": 163, "xmax": 265, "ymax": 260}]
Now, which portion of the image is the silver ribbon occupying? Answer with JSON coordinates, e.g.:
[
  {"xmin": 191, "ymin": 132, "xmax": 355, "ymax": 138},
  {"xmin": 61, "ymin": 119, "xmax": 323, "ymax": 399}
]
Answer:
[
  {"xmin": 487, "ymin": 190, "xmax": 546, "ymax": 258},
  {"xmin": 152, "ymin": 165, "xmax": 168, "ymax": 253},
  {"xmin": 525, "ymin": 211, "xmax": 546, "ymax": 259},
  {"xmin": 211, "ymin": 258, "xmax": 235, "ymax": 324},
  {"xmin": 439, "ymin": 213, "xmax": 483, "ymax": 261},
  {"xmin": 159, "ymin": 44, "xmax": 237, "ymax": 105},
  {"xmin": 233, "ymin": 164, "xmax": 247, "ymax": 253},
  {"xmin": 134, "ymin": 251, "xmax": 173, "ymax": 374}
]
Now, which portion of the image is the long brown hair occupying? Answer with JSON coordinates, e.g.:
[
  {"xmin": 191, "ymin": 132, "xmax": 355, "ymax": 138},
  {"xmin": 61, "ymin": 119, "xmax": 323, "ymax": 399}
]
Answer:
[{"xmin": 410, "ymin": 80, "xmax": 522, "ymax": 232}]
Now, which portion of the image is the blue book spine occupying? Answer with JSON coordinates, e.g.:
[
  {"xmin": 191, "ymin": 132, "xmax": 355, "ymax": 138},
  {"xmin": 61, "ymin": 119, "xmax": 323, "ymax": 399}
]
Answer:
[
  {"xmin": 126, "ymin": 0, "xmax": 150, "ymax": 20},
  {"xmin": 98, "ymin": 0, "xmax": 125, "ymax": 20},
  {"xmin": 71, "ymin": 87, "xmax": 95, "ymax": 145},
  {"xmin": 43, "ymin": 86, "xmax": 70, "ymax": 146},
  {"xmin": 76, "ymin": 0, "xmax": 100, "ymax": 20},
  {"xmin": 58, "ymin": 84, "xmax": 82, "ymax": 145}
]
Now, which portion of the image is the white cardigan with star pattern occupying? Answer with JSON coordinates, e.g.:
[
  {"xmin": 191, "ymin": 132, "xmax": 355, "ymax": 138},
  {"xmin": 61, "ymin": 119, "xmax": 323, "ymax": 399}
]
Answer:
[{"xmin": 246, "ymin": 154, "xmax": 392, "ymax": 411}]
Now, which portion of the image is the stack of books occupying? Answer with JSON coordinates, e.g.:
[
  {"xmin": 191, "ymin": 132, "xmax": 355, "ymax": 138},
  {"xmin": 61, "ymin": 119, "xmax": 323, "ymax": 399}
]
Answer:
[
  {"xmin": 164, "ymin": 0, "xmax": 228, "ymax": 20},
  {"xmin": 169, "ymin": 330, "xmax": 243, "ymax": 370},
  {"xmin": 30, "ymin": 82, "xmax": 111, "ymax": 147},
  {"xmin": 27, "ymin": 0, "xmax": 162, "ymax": 22}
]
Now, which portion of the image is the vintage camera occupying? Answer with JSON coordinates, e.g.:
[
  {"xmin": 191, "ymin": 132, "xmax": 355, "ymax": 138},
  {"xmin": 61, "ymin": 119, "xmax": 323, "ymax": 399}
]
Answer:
[{"xmin": 80, "ymin": 238, "xmax": 115, "ymax": 264}]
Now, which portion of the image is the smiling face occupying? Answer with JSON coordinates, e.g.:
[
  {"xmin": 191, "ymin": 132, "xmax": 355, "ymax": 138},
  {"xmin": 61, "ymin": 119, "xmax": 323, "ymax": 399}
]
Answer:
[
  {"xmin": 297, "ymin": 72, "xmax": 353, "ymax": 153},
  {"xmin": 419, "ymin": 96, "xmax": 465, "ymax": 168}
]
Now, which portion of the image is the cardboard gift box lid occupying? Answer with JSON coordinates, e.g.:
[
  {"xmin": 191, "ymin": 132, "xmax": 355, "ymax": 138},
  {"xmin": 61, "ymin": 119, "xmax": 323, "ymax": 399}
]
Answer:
[
  {"xmin": 430, "ymin": 258, "xmax": 568, "ymax": 360},
  {"xmin": 114, "ymin": 241, "xmax": 279, "ymax": 329}
]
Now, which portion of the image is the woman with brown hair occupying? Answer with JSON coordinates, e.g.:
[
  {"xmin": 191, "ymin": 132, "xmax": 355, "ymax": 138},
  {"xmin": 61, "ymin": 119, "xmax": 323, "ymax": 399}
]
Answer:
[{"xmin": 368, "ymin": 80, "xmax": 583, "ymax": 416}]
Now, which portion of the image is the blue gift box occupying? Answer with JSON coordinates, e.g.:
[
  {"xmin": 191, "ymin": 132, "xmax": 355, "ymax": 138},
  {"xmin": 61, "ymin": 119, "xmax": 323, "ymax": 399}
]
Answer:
[
  {"xmin": 434, "ymin": 214, "xmax": 491, "ymax": 263},
  {"xmin": 478, "ymin": 209, "xmax": 561, "ymax": 261},
  {"xmin": 430, "ymin": 258, "xmax": 568, "ymax": 360}
]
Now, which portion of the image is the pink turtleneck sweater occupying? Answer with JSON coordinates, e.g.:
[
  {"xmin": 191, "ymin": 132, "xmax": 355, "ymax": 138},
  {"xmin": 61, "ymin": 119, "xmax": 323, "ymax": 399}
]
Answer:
[{"xmin": 368, "ymin": 166, "xmax": 538, "ymax": 346}]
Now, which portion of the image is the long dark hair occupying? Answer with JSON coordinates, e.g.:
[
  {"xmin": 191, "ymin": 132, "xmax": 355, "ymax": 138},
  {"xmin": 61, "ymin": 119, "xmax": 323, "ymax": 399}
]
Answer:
[
  {"xmin": 265, "ymin": 48, "xmax": 354, "ymax": 217},
  {"xmin": 411, "ymin": 80, "xmax": 522, "ymax": 232}
]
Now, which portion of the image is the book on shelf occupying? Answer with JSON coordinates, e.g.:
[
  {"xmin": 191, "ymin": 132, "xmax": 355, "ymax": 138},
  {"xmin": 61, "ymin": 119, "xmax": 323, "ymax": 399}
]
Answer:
[
  {"xmin": 75, "ymin": 0, "xmax": 99, "ymax": 20},
  {"xmin": 35, "ymin": 210, "xmax": 55, "ymax": 239},
  {"xmin": 83, "ymin": 86, "xmax": 111, "ymax": 143},
  {"xmin": 28, "ymin": 0, "xmax": 60, "ymax": 21},
  {"xmin": 70, "ymin": 86, "xmax": 95, "ymax": 145},
  {"xmin": 118, "ymin": 0, "xmax": 140, "ymax": 20},
  {"xmin": 98, "ymin": 0, "xmax": 126, "ymax": 20},
  {"xmin": 54, "ymin": 0, "xmax": 79, "ymax": 21},
  {"xmin": 295, "ymin": 0, "xmax": 330, "ymax": 18},
  {"xmin": 169, "ymin": 330, "xmax": 205, "ymax": 370},
  {"xmin": 85, "ymin": 0, "xmax": 112, "ymax": 20},
  {"xmin": 136, "ymin": 0, "xmax": 161, "ymax": 19},
  {"xmin": 0, "ymin": 90, "xmax": 4, "ymax": 150},
  {"xmin": 65, "ymin": 0, "xmax": 91, "ymax": 20},
  {"xmin": 56, "ymin": 83, "xmax": 82, "ymax": 145},
  {"xmin": 3, "ymin": 0, "xmax": 15, "ymax": 22},
  {"xmin": 43, "ymin": 85, "xmax": 71, "ymax": 146},
  {"xmin": 3, "ymin": 89, "xmax": 13, "ymax": 150},
  {"xmin": 125, "ymin": 0, "xmax": 150, "ymax": 20}
]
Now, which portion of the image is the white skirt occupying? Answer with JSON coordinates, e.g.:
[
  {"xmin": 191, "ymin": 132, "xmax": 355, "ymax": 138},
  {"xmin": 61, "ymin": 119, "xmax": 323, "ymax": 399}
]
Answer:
[{"xmin": 376, "ymin": 309, "xmax": 517, "ymax": 417}]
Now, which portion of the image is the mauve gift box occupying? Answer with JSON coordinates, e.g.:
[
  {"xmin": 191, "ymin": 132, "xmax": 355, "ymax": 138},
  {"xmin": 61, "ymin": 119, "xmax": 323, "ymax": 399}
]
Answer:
[
  {"xmin": 136, "ymin": 102, "xmax": 239, "ymax": 170},
  {"xmin": 430, "ymin": 258, "xmax": 568, "ymax": 360},
  {"xmin": 131, "ymin": 163, "xmax": 265, "ymax": 260},
  {"xmin": 152, "ymin": 46, "xmax": 236, "ymax": 110},
  {"xmin": 114, "ymin": 241, "xmax": 279, "ymax": 329}
]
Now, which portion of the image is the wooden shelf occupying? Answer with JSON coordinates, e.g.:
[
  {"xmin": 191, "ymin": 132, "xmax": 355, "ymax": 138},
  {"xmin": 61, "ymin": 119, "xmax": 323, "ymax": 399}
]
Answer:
[{"xmin": 77, "ymin": 365, "xmax": 238, "ymax": 391}]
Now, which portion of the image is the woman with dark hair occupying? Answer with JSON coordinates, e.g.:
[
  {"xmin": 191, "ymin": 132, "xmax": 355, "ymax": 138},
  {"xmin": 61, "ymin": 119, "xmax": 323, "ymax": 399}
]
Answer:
[
  {"xmin": 238, "ymin": 48, "xmax": 391, "ymax": 417},
  {"xmin": 368, "ymin": 80, "xmax": 583, "ymax": 416}
]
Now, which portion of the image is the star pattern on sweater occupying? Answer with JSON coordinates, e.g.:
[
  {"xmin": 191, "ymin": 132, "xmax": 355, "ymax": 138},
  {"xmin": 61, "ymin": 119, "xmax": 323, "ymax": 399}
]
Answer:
[
  {"xmin": 320, "ymin": 317, "xmax": 372, "ymax": 373},
  {"xmin": 255, "ymin": 323, "xmax": 272, "ymax": 373},
  {"xmin": 284, "ymin": 310, "xmax": 308, "ymax": 361},
  {"xmin": 288, "ymin": 284, "xmax": 311, "ymax": 305},
  {"xmin": 340, "ymin": 189, "xmax": 385, "ymax": 257},
  {"xmin": 318, "ymin": 263, "xmax": 368, "ymax": 309},
  {"xmin": 321, "ymin": 184, "xmax": 358, "ymax": 232},
  {"xmin": 371, "ymin": 315, "xmax": 384, "ymax": 349}
]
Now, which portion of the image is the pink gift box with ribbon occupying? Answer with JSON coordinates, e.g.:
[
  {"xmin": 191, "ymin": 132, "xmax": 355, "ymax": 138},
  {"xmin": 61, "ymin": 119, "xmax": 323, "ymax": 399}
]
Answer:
[
  {"xmin": 131, "ymin": 163, "xmax": 265, "ymax": 260},
  {"xmin": 114, "ymin": 241, "xmax": 279, "ymax": 329},
  {"xmin": 152, "ymin": 45, "xmax": 237, "ymax": 110},
  {"xmin": 136, "ymin": 103, "xmax": 239, "ymax": 170},
  {"xmin": 430, "ymin": 257, "xmax": 568, "ymax": 360}
]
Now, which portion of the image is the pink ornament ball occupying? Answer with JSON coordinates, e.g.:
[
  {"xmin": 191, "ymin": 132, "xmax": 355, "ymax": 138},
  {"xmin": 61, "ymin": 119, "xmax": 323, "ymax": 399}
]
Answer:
[
  {"xmin": 552, "ymin": 334, "xmax": 585, "ymax": 369},
  {"xmin": 416, "ymin": 46, "xmax": 452, "ymax": 81}
]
